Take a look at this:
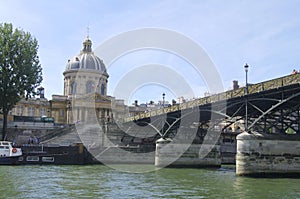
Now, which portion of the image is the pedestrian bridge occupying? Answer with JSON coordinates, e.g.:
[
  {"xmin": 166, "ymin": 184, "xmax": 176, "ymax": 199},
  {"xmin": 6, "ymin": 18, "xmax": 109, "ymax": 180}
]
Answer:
[{"xmin": 122, "ymin": 73, "xmax": 300, "ymax": 138}]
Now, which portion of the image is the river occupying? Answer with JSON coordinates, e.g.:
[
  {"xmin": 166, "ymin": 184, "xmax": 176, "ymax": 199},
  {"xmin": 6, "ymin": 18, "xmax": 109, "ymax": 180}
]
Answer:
[{"xmin": 0, "ymin": 165, "xmax": 299, "ymax": 199}]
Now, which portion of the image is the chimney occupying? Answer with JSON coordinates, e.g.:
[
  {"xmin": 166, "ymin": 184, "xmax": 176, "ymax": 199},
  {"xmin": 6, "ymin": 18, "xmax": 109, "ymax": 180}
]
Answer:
[
  {"xmin": 172, "ymin": 99, "xmax": 177, "ymax": 105},
  {"xmin": 38, "ymin": 86, "xmax": 45, "ymax": 98},
  {"xmin": 233, "ymin": 80, "xmax": 239, "ymax": 90}
]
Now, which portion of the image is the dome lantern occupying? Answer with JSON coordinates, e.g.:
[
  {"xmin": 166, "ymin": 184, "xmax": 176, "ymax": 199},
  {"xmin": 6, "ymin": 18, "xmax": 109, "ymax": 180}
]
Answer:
[{"xmin": 81, "ymin": 37, "xmax": 92, "ymax": 53}]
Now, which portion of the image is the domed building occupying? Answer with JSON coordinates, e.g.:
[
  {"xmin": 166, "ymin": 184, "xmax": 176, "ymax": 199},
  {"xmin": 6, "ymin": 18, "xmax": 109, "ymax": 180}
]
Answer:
[
  {"xmin": 63, "ymin": 37, "xmax": 108, "ymax": 97},
  {"xmin": 6, "ymin": 36, "xmax": 126, "ymax": 125},
  {"xmin": 49, "ymin": 36, "xmax": 125, "ymax": 124}
]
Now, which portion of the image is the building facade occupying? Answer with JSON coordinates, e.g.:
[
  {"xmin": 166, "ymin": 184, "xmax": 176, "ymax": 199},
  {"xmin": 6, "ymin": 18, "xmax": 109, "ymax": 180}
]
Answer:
[{"xmin": 6, "ymin": 36, "xmax": 126, "ymax": 124}]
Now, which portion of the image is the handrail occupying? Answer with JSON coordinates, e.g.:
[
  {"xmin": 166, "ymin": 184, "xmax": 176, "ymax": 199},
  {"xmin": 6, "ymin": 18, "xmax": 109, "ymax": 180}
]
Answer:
[{"xmin": 124, "ymin": 73, "xmax": 300, "ymax": 122}]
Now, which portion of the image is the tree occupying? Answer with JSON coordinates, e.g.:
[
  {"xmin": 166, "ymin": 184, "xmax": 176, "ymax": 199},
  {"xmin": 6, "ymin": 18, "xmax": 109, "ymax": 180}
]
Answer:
[{"xmin": 0, "ymin": 23, "xmax": 42, "ymax": 140}]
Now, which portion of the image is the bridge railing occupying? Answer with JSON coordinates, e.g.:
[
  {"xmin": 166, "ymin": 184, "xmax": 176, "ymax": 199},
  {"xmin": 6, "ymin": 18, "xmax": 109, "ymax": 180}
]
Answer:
[{"xmin": 124, "ymin": 73, "xmax": 300, "ymax": 122}]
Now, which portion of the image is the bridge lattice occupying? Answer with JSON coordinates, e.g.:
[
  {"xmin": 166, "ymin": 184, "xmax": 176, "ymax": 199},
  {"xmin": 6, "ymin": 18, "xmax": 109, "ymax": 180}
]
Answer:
[{"xmin": 120, "ymin": 74, "xmax": 300, "ymax": 144}]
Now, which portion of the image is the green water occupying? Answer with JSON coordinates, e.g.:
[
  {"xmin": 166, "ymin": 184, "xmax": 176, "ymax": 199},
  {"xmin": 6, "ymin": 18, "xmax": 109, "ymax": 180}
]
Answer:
[{"xmin": 0, "ymin": 165, "xmax": 299, "ymax": 199}]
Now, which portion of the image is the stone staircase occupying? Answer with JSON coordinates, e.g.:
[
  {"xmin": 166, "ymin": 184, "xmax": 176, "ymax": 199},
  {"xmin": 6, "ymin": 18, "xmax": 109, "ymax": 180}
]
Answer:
[
  {"xmin": 41, "ymin": 126, "xmax": 81, "ymax": 145},
  {"xmin": 41, "ymin": 123, "xmax": 106, "ymax": 147}
]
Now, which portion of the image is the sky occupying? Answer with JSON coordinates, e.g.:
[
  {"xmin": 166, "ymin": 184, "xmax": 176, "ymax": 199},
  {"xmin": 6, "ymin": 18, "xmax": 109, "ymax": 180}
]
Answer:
[{"xmin": 1, "ymin": 0, "xmax": 300, "ymax": 105}]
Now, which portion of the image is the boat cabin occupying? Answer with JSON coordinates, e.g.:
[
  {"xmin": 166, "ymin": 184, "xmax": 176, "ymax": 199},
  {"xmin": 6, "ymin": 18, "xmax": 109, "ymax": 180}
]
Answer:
[{"xmin": 0, "ymin": 141, "xmax": 22, "ymax": 157}]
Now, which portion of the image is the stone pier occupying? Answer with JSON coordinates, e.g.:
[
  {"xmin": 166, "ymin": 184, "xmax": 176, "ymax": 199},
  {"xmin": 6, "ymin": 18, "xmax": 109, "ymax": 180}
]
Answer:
[
  {"xmin": 236, "ymin": 131, "xmax": 300, "ymax": 177},
  {"xmin": 155, "ymin": 138, "xmax": 221, "ymax": 168}
]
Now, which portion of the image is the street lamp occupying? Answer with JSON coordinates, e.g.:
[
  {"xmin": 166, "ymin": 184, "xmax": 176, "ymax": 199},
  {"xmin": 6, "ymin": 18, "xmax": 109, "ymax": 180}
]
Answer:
[
  {"xmin": 162, "ymin": 93, "xmax": 165, "ymax": 107},
  {"xmin": 244, "ymin": 63, "xmax": 249, "ymax": 132}
]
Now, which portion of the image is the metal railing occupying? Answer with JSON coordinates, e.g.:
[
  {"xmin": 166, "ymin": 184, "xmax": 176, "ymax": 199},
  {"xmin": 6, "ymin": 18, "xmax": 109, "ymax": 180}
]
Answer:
[{"xmin": 124, "ymin": 73, "xmax": 300, "ymax": 122}]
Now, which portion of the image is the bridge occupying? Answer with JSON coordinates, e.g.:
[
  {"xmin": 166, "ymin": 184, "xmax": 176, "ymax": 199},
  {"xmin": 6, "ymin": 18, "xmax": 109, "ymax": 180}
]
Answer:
[
  {"xmin": 121, "ymin": 73, "xmax": 300, "ymax": 141},
  {"xmin": 114, "ymin": 73, "xmax": 300, "ymax": 173}
]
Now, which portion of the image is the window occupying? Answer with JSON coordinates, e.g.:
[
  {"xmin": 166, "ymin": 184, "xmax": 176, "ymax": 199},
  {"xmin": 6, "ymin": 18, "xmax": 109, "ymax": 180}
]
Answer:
[
  {"xmin": 40, "ymin": 108, "xmax": 46, "ymax": 116},
  {"xmin": 42, "ymin": 157, "xmax": 54, "ymax": 162},
  {"xmin": 59, "ymin": 110, "xmax": 64, "ymax": 117},
  {"xmin": 70, "ymin": 82, "xmax": 77, "ymax": 95},
  {"xmin": 28, "ymin": 107, "xmax": 35, "ymax": 116},
  {"xmin": 86, "ymin": 81, "xmax": 95, "ymax": 94},
  {"xmin": 101, "ymin": 84, "xmax": 105, "ymax": 95},
  {"xmin": 17, "ymin": 106, "xmax": 23, "ymax": 116},
  {"xmin": 26, "ymin": 156, "xmax": 39, "ymax": 162}
]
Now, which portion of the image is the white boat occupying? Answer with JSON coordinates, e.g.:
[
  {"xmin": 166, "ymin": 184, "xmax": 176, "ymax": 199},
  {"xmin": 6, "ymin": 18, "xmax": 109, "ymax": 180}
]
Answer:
[{"xmin": 0, "ymin": 141, "xmax": 22, "ymax": 165}]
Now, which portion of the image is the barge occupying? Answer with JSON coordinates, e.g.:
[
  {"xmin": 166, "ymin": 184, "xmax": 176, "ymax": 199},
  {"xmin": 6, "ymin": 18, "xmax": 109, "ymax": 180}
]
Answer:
[{"xmin": 0, "ymin": 142, "xmax": 96, "ymax": 165}]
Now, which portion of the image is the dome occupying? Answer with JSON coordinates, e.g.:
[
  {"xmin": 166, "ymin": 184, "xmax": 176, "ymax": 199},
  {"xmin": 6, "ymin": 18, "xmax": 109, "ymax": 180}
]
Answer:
[
  {"xmin": 65, "ymin": 37, "xmax": 108, "ymax": 75},
  {"xmin": 66, "ymin": 53, "xmax": 107, "ymax": 72}
]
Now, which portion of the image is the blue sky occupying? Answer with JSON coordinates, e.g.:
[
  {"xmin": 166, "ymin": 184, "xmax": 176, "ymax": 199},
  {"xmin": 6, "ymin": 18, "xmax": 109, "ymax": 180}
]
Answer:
[{"xmin": 1, "ymin": 0, "xmax": 300, "ymax": 104}]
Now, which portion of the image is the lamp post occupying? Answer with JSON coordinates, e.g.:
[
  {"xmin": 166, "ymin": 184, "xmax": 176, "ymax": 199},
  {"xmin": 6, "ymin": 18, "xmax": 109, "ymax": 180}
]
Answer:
[
  {"xmin": 162, "ymin": 93, "xmax": 165, "ymax": 107},
  {"xmin": 244, "ymin": 63, "xmax": 249, "ymax": 132}
]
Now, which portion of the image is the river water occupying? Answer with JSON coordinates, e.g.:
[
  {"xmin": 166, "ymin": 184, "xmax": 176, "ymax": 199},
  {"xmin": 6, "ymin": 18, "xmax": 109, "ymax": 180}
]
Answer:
[{"xmin": 0, "ymin": 165, "xmax": 299, "ymax": 199}]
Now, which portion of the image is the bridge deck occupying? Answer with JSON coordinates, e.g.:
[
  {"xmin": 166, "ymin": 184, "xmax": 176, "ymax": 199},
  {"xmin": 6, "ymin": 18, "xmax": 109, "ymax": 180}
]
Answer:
[{"xmin": 125, "ymin": 73, "xmax": 300, "ymax": 122}]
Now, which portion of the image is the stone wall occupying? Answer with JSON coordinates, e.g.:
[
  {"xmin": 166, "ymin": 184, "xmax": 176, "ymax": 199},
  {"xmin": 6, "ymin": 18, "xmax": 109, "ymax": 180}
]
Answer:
[
  {"xmin": 91, "ymin": 146, "xmax": 155, "ymax": 164},
  {"xmin": 236, "ymin": 132, "xmax": 300, "ymax": 176},
  {"xmin": 155, "ymin": 138, "xmax": 221, "ymax": 168},
  {"xmin": 220, "ymin": 142, "xmax": 236, "ymax": 164}
]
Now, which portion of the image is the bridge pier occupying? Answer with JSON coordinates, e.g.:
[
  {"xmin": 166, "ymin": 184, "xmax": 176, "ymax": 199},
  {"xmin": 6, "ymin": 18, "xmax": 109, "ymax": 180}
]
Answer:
[
  {"xmin": 236, "ymin": 131, "xmax": 300, "ymax": 177},
  {"xmin": 155, "ymin": 138, "xmax": 221, "ymax": 168}
]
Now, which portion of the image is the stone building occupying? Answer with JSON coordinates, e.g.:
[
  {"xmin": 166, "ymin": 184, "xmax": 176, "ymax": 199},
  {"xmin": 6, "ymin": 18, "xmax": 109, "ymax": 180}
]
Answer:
[
  {"xmin": 6, "ymin": 36, "xmax": 126, "ymax": 124},
  {"xmin": 10, "ymin": 96, "xmax": 50, "ymax": 118}
]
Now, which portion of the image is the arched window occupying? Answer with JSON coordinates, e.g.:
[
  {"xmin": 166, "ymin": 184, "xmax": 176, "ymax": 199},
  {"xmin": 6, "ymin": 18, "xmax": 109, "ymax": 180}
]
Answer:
[
  {"xmin": 86, "ymin": 81, "xmax": 95, "ymax": 94},
  {"xmin": 101, "ymin": 84, "xmax": 105, "ymax": 95},
  {"xmin": 70, "ymin": 82, "xmax": 77, "ymax": 95}
]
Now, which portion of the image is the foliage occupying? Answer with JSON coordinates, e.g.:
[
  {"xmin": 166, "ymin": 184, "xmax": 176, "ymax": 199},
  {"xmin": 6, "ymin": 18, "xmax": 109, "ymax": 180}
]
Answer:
[{"xmin": 0, "ymin": 23, "xmax": 42, "ymax": 139}]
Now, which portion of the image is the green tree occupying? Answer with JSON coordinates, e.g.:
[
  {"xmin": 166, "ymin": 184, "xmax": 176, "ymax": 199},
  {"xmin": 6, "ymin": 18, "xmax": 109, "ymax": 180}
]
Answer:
[{"xmin": 0, "ymin": 23, "xmax": 42, "ymax": 140}]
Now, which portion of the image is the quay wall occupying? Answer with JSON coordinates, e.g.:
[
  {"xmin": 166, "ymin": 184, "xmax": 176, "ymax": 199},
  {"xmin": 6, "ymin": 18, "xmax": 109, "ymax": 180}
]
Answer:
[
  {"xmin": 221, "ymin": 142, "xmax": 236, "ymax": 164},
  {"xmin": 90, "ymin": 146, "xmax": 155, "ymax": 164},
  {"xmin": 155, "ymin": 139, "xmax": 221, "ymax": 168}
]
